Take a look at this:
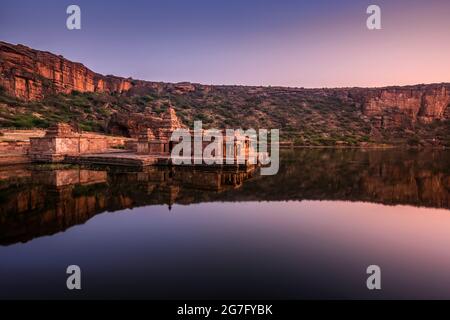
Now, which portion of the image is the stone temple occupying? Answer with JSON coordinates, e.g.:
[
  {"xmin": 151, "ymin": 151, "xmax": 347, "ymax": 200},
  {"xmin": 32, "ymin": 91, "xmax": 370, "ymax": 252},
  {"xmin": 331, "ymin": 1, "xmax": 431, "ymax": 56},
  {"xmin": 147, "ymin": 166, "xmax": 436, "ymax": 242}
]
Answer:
[
  {"xmin": 29, "ymin": 123, "xmax": 109, "ymax": 162},
  {"xmin": 28, "ymin": 107, "xmax": 258, "ymax": 168},
  {"xmin": 136, "ymin": 107, "xmax": 187, "ymax": 155}
]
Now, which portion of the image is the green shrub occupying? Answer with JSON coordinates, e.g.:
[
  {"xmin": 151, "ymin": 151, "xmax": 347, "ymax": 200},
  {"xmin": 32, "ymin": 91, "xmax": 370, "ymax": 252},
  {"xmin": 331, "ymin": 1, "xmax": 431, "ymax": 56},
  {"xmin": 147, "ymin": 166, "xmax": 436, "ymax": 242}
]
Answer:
[{"xmin": 11, "ymin": 115, "xmax": 49, "ymax": 128}]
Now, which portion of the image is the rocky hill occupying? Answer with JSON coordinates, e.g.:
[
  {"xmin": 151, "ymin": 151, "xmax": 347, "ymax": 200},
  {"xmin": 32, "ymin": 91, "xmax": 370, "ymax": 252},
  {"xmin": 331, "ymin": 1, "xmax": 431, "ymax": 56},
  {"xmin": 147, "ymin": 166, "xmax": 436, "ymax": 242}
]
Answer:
[
  {"xmin": 0, "ymin": 41, "xmax": 449, "ymax": 146},
  {"xmin": 0, "ymin": 41, "xmax": 133, "ymax": 100}
]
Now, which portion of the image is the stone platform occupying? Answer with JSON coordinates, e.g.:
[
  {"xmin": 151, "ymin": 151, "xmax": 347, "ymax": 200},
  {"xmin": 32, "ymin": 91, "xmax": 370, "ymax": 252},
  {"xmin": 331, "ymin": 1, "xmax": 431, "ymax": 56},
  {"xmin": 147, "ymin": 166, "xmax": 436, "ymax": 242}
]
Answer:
[
  {"xmin": 64, "ymin": 152, "xmax": 255, "ymax": 169},
  {"xmin": 65, "ymin": 152, "xmax": 170, "ymax": 167}
]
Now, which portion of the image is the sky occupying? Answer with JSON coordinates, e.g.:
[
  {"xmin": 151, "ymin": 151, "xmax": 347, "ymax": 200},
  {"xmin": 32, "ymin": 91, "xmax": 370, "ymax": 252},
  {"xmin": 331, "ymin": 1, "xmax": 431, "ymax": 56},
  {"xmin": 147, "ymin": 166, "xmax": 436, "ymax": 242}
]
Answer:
[{"xmin": 0, "ymin": 0, "xmax": 449, "ymax": 88}]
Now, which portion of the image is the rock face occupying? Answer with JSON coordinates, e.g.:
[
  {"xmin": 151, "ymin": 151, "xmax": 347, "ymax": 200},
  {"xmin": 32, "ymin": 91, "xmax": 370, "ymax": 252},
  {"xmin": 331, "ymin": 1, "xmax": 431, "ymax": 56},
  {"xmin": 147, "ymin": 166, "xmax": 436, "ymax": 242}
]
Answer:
[
  {"xmin": 354, "ymin": 84, "xmax": 450, "ymax": 127},
  {"xmin": 107, "ymin": 106, "xmax": 186, "ymax": 138},
  {"xmin": 0, "ymin": 41, "xmax": 209, "ymax": 101},
  {"xmin": 0, "ymin": 41, "xmax": 134, "ymax": 100}
]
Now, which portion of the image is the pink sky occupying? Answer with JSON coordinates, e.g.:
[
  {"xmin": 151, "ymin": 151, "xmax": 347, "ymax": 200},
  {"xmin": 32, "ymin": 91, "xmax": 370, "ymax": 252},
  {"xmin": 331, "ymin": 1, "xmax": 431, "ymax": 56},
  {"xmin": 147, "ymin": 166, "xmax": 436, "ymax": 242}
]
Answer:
[{"xmin": 0, "ymin": 0, "xmax": 449, "ymax": 87}]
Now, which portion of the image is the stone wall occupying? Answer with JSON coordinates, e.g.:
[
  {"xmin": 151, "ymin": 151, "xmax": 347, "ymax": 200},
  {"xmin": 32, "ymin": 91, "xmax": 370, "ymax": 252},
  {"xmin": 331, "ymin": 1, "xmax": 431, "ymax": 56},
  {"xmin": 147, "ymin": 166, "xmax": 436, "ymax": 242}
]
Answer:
[
  {"xmin": 0, "ymin": 139, "xmax": 34, "ymax": 164},
  {"xmin": 29, "ymin": 135, "xmax": 109, "ymax": 162},
  {"xmin": 29, "ymin": 123, "xmax": 111, "ymax": 162},
  {"xmin": 0, "ymin": 129, "xmax": 46, "ymax": 140},
  {"xmin": 0, "ymin": 141, "xmax": 30, "ymax": 154},
  {"xmin": 103, "ymin": 135, "xmax": 135, "ymax": 149},
  {"xmin": 0, "ymin": 129, "xmax": 46, "ymax": 156}
]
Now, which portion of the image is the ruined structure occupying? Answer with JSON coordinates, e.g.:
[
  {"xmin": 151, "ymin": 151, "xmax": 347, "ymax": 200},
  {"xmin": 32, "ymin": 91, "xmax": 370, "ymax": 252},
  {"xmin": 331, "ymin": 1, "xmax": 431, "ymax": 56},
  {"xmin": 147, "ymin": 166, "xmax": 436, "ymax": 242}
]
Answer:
[
  {"xmin": 136, "ymin": 107, "xmax": 186, "ymax": 154},
  {"xmin": 108, "ymin": 105, "xmax": 187, "ymax": 138},
  {"xmin": 29, "ymin": 123, "xmax": 109, "ymax": 162},
  {"xmin": 28, "ymin": 107, "xmax": 258, "ymax": 168},
  {"xmin": 137, "ymin": 129, "xmax": 167, "ymax": 155},
  {"xmin": 135, "ymin": 109, "xmax": 257, "ymax": 165}
]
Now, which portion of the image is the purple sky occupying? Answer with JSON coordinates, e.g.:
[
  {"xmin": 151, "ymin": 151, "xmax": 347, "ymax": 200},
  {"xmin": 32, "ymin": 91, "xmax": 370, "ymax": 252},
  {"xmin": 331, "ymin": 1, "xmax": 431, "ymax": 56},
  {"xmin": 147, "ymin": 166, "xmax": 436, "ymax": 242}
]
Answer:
[{"xmin": 1, "ymin": 0, "xmax": 449, "ymax": 87}]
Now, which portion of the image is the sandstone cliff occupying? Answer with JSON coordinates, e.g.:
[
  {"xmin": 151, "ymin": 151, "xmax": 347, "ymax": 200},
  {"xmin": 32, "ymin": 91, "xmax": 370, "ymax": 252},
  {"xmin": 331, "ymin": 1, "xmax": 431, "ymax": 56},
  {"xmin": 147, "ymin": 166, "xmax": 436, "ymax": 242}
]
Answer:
[
  {"xmin": 349, "ymin": 84, "xmax": 450, "ymax": 127},
  {"xmin": 0, "ymin": 41, "xmax": 134, "ymax": 100},
  {"xmin": 0, "ymin": 41, "xmax": 213, "ymax": 100}
]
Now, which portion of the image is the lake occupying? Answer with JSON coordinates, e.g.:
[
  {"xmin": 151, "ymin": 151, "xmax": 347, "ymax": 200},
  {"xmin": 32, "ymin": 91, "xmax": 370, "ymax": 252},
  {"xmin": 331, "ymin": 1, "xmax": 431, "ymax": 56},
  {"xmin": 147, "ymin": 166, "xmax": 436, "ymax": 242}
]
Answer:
[{"xmin": 0, "ymin": 148, "xmax": 449, "ymax": 299}]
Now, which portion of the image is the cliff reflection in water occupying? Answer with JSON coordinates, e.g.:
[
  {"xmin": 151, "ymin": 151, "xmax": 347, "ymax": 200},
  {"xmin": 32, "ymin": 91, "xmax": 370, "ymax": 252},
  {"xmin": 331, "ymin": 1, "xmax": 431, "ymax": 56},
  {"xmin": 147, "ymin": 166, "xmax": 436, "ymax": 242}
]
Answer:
[{"xmin": 0, "ymin": 148, "xmax": 448, "ymax": 245}]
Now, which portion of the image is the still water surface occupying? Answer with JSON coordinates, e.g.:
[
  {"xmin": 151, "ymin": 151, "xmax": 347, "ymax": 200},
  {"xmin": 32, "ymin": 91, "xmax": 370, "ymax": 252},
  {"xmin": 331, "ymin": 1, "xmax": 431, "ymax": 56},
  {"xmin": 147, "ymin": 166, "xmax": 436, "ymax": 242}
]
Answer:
[{"xmin": 0, "ymin": 149, "xmax": 449, "ymax": 299}]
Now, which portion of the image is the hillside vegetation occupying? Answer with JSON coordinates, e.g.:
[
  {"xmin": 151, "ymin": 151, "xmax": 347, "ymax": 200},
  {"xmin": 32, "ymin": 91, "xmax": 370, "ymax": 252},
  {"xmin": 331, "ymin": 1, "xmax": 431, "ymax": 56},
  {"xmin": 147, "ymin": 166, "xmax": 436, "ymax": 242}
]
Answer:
[{"xmin": 0, "ymin": 84, "xmax": 449, "ymax": 147}]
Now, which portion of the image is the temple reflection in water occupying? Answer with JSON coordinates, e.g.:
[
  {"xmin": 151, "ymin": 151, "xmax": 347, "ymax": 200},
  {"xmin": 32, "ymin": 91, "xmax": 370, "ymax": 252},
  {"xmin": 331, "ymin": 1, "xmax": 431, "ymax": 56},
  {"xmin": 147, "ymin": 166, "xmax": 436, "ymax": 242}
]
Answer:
[
  {"xmin": 0, "ymin": 164, "xmax": 256, "ymax": 245},
  {"xmin": 0, "ymin": 148, "xmax": 449, "ymax": 246}
]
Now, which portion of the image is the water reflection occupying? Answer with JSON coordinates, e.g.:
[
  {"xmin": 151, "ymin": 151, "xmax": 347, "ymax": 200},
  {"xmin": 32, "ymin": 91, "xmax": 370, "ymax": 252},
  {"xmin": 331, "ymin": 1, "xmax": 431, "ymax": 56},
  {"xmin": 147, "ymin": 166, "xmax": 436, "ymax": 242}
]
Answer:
[
  {"xmin": 0, "ymin": 149, "xmax": 449, "ymax": 299},
  {"xmin": 239, "ymin": 148, "xmax": 449, "ymax": 208},
  {"xmin": 0, "ymin": 165, "xmax": 256, "ymax": 245},
  {"xmin": 0, "ymin": 149, "xmax": 449, "ymax": 246}
]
